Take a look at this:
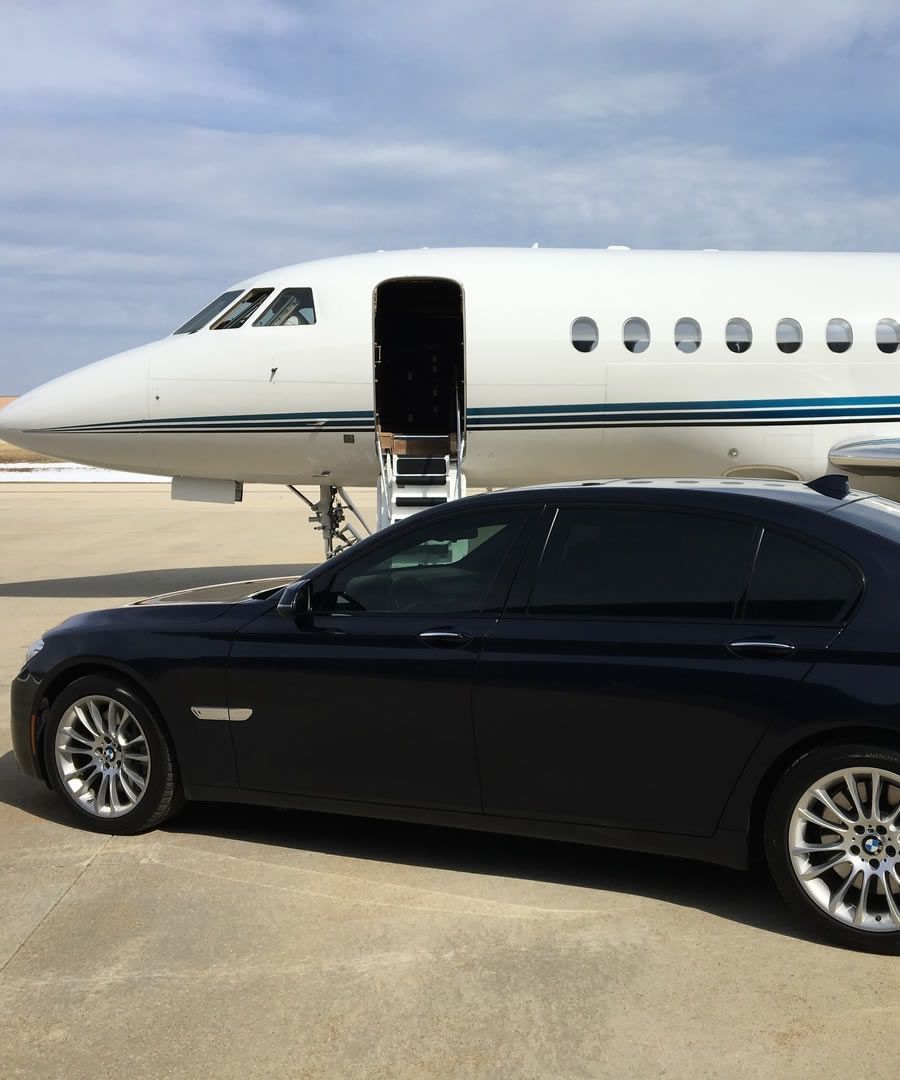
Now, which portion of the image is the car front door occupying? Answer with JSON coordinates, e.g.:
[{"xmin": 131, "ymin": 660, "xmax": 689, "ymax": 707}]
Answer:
[
  {"xmin": 228, "ymin": 505, "xmax": 534, "ymax": 811},
  {"xmin": 472, "ymin": 501, "xmax": 858, "ymax": 836}
]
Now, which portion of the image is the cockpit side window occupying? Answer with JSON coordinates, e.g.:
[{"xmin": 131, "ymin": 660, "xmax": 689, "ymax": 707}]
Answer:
[
  {"xmin": 211, "ymin": 288, "xmax": 274, "ymax": 329},
  {"xmin": 253, "ymin": 287, "xmax": 317, "ymax": 326},
  {"xmin": 173, "ymin": 290, "xmax": 243, "ymax": 335}
]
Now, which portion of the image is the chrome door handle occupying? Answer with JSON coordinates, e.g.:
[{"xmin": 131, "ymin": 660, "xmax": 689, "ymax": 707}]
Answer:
[
  {"xmin": 728, "ymin": 640, "xmax": 796, "ymax": 659},
  {"xmin": 418, "ymin": 629, "xmax": 473, "ymax": 648}
]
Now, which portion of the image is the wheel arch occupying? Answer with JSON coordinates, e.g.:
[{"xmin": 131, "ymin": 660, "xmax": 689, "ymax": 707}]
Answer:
[
  {"xmin": 36, "ymin": 662, "xmax": 171, "ymax": 783},
  {"xmin": 746, "ymin": 726, "xmax": 900, "ymax": 869}
]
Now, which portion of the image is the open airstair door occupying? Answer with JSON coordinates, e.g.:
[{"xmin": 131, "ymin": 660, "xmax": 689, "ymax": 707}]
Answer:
[{"xmin": 373, "ymin": 278, "xmax": 467, "ymax": 528}]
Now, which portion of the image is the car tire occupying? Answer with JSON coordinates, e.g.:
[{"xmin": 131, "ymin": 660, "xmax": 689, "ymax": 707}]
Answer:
[
  {"xmin": 44, "ymin": 674, "xmax": 184, "ymax": 834},
  {"xmin": 765, "ymin": 743, "xmax": 900, "ymax": 953}
]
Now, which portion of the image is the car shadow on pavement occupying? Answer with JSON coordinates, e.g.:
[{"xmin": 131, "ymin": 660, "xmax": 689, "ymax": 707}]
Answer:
[
  {"xmin": 0, "ymin": 750, "xmax": 74, "ymax": 828},
  {"xmin": 0, "ymin": 565, "xmax": 314, "ymax": 598},
  {"xmin": 0, "ymin": 749, "xmax": 811, "ymax": 946},
  {"xmin": 169, "ymin": 800, "xmax": 813, "ymax": 943}
]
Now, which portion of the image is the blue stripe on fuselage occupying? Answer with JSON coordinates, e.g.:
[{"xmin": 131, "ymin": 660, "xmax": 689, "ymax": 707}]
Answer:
[{"xmin": 31, "ymin": 394, "xmax": 900, "ymax": 434}]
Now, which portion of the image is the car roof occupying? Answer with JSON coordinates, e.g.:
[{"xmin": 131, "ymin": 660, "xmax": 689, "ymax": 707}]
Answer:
[
  {"xmin": 318, "ymin": 475, "xmax": 884, "ymax": 574},
  {"xmin": 464, "ymin": 476, "xmax": 871, "ymax": 513}
]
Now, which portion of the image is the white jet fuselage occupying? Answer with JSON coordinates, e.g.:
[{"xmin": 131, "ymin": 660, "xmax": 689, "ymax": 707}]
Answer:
[{"xmin": 4, "ymin": 247, "xmax": 900, "ymax": 491}]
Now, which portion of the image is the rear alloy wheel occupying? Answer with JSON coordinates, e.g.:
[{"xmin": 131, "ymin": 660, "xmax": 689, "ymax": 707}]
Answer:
[
  {"xmin": 766, "ymin": 745, "xmax": 900, "ymax": 952},
  {"xmin": 45, "ymin": 676, "xmax": 182, "ymax": 834}
]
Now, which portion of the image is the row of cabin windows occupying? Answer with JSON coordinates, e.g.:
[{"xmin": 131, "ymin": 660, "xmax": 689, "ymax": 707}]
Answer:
[
  {"xmin": 173, "ymin": 287, "xmax": 316, "ymax": 334},
  {"xmin": 570, "ymin": 317, "xmax": 900, "ymax": 355}
]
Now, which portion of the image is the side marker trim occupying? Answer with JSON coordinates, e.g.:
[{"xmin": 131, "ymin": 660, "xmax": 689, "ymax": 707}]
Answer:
[{"xmin": 191, "ymin": 706, "xmax": 253, "ymax": 722}]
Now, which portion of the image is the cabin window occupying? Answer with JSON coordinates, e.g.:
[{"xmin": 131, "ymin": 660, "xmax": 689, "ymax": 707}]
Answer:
[
  {"xmin": 725, "ymin": 318, "xmax": 752, "ymax": 354},
  {"xmin": 173, "ymin": 290, "xmax": 242, "ymax": 335},
  {"xmin": 674, "ymin": 318, "xmax": 701, "ymax": 353},
  {"xmin": 254, "ymin": 287, "xmax": 317, "ymax": 327},
  {"xmin": 211, "ymin": 288, "xmax": 274, "ymax": 329},
  {"xmin": 826, "ymin": 318, "xmax": 853, "ymax": 354},
  {"xmin": 623, "ymin": 318, "xmax": 650, "ymax": 353},
  {"xmin": 776, "ymin": 318, "xmax": 803, "ymax": 354},
  {"xmin": 571, "ymin": 317, "xmax": 598, "ymax": 353},
  {"xmin": 877, "ymin": 319, "xmax": 900, "ymax": 354}
]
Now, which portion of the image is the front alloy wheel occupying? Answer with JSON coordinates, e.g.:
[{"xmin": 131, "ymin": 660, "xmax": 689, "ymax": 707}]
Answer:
[
  {"xmin": 55, "ymin": 695, "xmax": 151, "ymax": 818},
  {"xmin": 45, "ymin": 675, "xmax": 182, "ymax": 834},
  {"xmin": 767, "ymin": 745, "xmax": 900, "ymax": 952}
]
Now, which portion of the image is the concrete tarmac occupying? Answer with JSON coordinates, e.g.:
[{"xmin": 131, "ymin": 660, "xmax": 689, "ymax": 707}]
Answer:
[{"xmin": 0, "ymin": 484, "xmax": 895, "ymax": 1079}]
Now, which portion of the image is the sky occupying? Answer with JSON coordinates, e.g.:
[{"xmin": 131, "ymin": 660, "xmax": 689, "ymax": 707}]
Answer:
[{"xmin": 3, "ymin": 0, "xmax": 900, "ymax": 391}]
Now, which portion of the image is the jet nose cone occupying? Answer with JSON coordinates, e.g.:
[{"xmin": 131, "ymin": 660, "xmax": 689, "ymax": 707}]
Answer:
[
  {"xmin": 1, "ymin": 381, "xmax": 82, "ymax": 446},
  {"xmin": 0, "ymin": 393, "xmax": 34, "ymax": 443},
  {"xmin": 0, "ymin": 345, "xmax": 153, "ymax": 463}
]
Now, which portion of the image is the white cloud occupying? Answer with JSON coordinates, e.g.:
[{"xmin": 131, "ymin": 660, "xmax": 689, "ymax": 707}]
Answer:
[
  {"xmin": 542, "ymin": 71, "xmax": 709, "ymax": 123},
  {"xmin": 0, "ymin": 0, "xmax": 304, "ymax": 103},
  {"xmin": 2, "ymin": 1, "xmax": 900, "ymax": 391},
  {"xmin": 350, "ymin": 1, "xmax": 899, "ymax": 64},
  {"xmin": 4, "ymin": 123, "xmax": 900, "ymax": 297}
]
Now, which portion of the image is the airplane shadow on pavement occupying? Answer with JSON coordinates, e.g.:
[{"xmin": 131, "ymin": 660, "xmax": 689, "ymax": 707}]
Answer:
[
  {"xmin": 0, "ymin": 565, "xmax": 315, "ymax": 598},
  {"xmin": 0, "ymin": 748, "xmax": 822, "ymax": 949}
]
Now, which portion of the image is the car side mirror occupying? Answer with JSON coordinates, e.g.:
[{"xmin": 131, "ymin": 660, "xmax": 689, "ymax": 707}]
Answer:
[{"xmin": 277, "ymin": 578, "xmax": 312, "ymax": 622}]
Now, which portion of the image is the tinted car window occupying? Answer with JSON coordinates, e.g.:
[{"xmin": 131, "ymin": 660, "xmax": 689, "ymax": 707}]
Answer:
[
  {"xmin": 314, "ymin": 510, "xmax": 528, "ymax": 615},
  {"xmin": 530, "ymin": 507, "xmax": 757, "ymax": 619},
  {"xmin": 743, "ymin": 529, "xmax": 861, "ymax": 623}
]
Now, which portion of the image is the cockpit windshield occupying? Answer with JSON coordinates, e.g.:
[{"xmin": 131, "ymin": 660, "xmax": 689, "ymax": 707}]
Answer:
[
  {"xmin": 212, "ymin": 288, "xmax": 274, "ymax": 329},
  {"xmin": 172, "ymin": 290, "xmax": 242, "ymax": 334},
  {"xmin": 254, "ymin": 287, "xmax": 317, "ymax": 326}
]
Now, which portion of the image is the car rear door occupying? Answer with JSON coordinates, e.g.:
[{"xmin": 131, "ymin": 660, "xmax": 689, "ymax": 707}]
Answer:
[{"xmin": 472, "ymin": 500, "xmax": 858, "ymax": 837}]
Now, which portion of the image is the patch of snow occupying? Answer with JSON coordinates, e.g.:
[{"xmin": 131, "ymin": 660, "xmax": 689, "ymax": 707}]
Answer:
[{"xmin": 0, "ymin": 462, "xmax": 167, "ymax": 482}]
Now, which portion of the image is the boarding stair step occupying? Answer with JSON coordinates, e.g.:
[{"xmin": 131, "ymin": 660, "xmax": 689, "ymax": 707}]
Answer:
[
  {"xmin": 394, "ymin": 496, "xmax": 448, "ymax": 508},
  {"xmin": 396, "ymin": 456, "xmax": 447, "ymax": 476},
  {"xmin": 396, "ymin": 459, "xmax": 447, "ymax": 488}
]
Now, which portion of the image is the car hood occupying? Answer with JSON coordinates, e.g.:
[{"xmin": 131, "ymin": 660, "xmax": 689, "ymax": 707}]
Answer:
[
  {"xmin": 133, "ymin": 576, "xmax": 296, "ymax": 606},
  {"xmin": 33, "ymin": 578, "xmax": 300, "ymax": 655}
]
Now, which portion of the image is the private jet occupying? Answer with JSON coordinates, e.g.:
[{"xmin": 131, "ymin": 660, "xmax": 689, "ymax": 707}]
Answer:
[{"xmin": 4, "ymin": 246, "xmax": 900, "ymax": 554}]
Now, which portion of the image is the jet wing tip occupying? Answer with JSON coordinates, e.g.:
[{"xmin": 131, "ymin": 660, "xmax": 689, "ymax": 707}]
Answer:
[{"xmin": 829, "ymin": 437, "xmax": 900, "ymax": 474}]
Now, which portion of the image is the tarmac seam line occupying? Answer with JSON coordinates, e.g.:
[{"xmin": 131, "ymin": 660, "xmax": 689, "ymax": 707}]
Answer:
[
  {"xmin": 0, "ymin": 836, "xmax": 111, "ymax": 977},
  {"xmin": 140, "ymin": 844, "xmax": 602, "ymax": 921},
  {"xmin": 138, "ymin": 837, "xmax": 604, "ymax": 913}
]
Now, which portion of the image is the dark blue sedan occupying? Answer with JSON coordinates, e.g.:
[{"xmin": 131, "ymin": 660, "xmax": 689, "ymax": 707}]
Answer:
[{"xmin": 12, "ymin": 475, "xmax": 900, "ymax": 952}]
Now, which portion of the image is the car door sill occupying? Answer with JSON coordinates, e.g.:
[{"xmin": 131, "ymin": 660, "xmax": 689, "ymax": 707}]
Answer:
[{"xmin": 184, "ymin": 783, "xmax": 748, "ymax": 870}]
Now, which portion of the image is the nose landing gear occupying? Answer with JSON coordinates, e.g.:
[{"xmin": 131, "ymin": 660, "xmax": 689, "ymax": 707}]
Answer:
[{"xmin": 287, "ymin": 484, "xmax": 371, "ymax": 559}]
